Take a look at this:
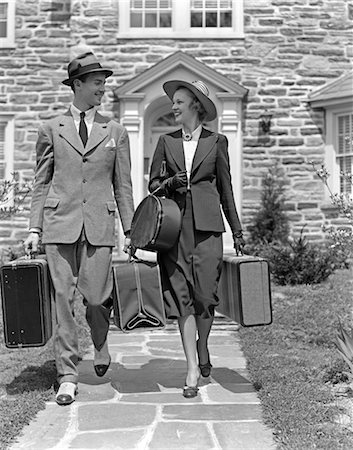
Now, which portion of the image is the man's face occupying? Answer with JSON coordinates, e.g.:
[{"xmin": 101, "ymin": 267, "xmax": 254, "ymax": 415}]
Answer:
[{"xmin": 74, "ymin": 72, "xmax": 106, "ymax": 109}]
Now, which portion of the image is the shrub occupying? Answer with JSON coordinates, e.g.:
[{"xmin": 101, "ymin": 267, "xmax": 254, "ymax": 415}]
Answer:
[
  {"xmin": 259, "ymin": 228, "xmax": 349, "ymax": 285},
  {"xmin": 247, "ymin": 163, "xmax": 290, "ymax": 250}
]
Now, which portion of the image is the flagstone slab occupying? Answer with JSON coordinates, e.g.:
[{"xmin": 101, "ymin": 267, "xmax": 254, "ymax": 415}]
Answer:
[
  {"xmin": 76, "ymin": 381, "xmax": 116, "ymax": 402},
  {"xmin": 108, "ymin": 334, "xmax": 146, "ymax": 344},
  {"xmin": 213, "ymin": 422, "xmax": 276, "ymax": 450},
  {"xmin": 205, "ymin": 384, "xmax": 261, "ymax": 403},
  {"xmin": 78, "ymin": 404, "xmax": 156, "ymax": 431},
  {"xmin": 120, "ymin": 391, "xmax": 202, "ymax": 403},
  {"xmin": 149, "ymin": 422, "xmax": 213, "ymax": 449},
  {"xmin": 70, "ymin": 429, "xmax": 146, "ymax": 449},
  {"xmin": 10, "ymin": 404, "xmax": 71, "ymax": 449},
  {"xmin": 162, "ymin": 404, "xmax": 262, "ymax": 421}
]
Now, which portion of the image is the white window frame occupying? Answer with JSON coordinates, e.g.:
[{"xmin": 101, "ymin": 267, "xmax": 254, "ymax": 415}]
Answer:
[
  {"xmin": 325, "ymin": 104, "xmax": 353, "ymax": 198},
  {"xmin": 118, "ymin": 0, "xmax": 244, "ymax": 39},
  {"xmin": 0, "ymin": 0, "xmax": 15, "ymax": 48},
  {"xmin": 0, "ymin": 114, "xmax": 15, "ymax": 208}
]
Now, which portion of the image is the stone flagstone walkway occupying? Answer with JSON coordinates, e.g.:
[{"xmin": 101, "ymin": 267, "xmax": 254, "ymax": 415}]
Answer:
[{"xmin": 10, "ymin": 315, "xmax": 275, "ymax": 450}]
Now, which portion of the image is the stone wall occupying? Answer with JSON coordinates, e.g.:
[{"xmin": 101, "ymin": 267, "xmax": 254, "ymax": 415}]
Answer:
[{"xmin": 0, "ymin": 0, "xmax": 352, "ymax": 248}]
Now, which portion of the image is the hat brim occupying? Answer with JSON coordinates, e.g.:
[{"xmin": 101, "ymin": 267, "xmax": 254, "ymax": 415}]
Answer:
[
  {"xmin": 62, "ymin": 68, "xmax": 113, "ymax": 86},
  {"xmin": 163, "ymin": 80, "xmax": 217, "ymax": 122}
]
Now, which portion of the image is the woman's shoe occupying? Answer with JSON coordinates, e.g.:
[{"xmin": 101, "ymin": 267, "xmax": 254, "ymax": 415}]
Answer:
[
  {"xmin": 199, "ymin": 361, "xmax": 212, "ymax": 378},
  {"xmin": 197, "ymin": 339, "xmax": 212, "ymax": 377},
  {"xmin": 183, "ymin": 385, "xmax": 199, "ymax": 398}
]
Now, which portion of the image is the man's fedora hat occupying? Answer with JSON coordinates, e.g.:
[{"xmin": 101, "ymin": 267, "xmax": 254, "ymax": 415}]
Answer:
[
  {"xmin": 163, "ymin": 79, "xmax": 217, "ymax": 122},
  {"xmin": 62, "ymin": 52, "xmax": 113, "ymax": 86}
]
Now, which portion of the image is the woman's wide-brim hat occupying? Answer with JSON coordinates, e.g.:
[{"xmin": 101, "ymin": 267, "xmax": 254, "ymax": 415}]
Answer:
[
  {"xmin": 163, "ymin": 79, "xmax": 217, "ymax": 122},
  {"xmin": 62, "ymin": 52, "xmax": 113, "ymax": 86}
]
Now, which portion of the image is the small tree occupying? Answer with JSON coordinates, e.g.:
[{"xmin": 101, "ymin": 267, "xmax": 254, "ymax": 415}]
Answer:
[
  {"xmin": 0, "ymin": 172, "xmax": 32, "ymax": 219},
  {"xmin": 247, "ymin": 163, "xmax": 290, "ymax": 249},
  {"xmin": 0, "ymin": 172, "xmax": 32, "ymax": 264}
]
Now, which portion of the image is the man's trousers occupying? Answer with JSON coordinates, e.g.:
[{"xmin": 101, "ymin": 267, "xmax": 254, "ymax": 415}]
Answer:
[{"xmin": 46, "ymin": 237, "xmax": 113, "ymax": 385}]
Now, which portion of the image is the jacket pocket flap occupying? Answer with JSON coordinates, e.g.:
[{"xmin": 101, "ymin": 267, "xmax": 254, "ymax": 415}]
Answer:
[
  {"xmin": 44, "ymin": 198, "xmax": 60, "ymax": 208},
  {"xmin": 107, "ymin": 201, "xmax": 116, "ymax": 212}
]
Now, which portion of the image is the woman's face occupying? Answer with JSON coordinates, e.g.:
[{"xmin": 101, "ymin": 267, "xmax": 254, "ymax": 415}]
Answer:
[{"xmin": 171, "ymin": 88, "xmax": 198, "ymax": 125}]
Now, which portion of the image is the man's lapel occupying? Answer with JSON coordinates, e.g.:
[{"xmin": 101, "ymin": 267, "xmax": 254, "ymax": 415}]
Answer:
[
  {"xmin": 58, "ymin": 111, "xmax": 109, "ymax": 155},
  {"xmin": 191, "ymin": 128, "xmax": 217, "ymax": 175},
  {"xmin": 59, "ymin": 111, "xmax": 84, "ymax": 155},
  {"xmin": 84, "ymin": 113, "xmax": 109, "ymax": 154}
]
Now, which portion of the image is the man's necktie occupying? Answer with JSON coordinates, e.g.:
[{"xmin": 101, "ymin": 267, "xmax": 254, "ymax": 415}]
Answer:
[{"xmin": 79, "ymin": 111, "xmax": 88, "ymax": 147}]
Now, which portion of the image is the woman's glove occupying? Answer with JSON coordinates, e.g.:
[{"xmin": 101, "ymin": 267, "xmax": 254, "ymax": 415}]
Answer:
[
  {"xmin": 163, "ymin": 171, "xmax": 187, "ymax": 192},
  {"xmin": 233, "ymin": 231, "xmax": 245, "ymax": 256}
]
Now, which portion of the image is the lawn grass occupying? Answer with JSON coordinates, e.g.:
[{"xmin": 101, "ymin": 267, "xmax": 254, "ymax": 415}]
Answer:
[
  {"xmin": 0, "ymin": 292, "xmax": 91, "ymax": 450},
  {"xmin": 239, "ymin": 266, "xmax": 353, "ymax": 449}
]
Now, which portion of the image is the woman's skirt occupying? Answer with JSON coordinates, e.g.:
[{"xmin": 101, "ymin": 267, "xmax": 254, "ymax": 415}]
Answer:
[{"xmin": 158, "ymin": 191, "xmax": 223, "ymax": 319}]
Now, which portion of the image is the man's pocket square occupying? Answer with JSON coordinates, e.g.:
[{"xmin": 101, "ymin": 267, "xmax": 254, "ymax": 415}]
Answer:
[{"xmin": 105, "ymin": 138, "xmax": 116, "ymax": 148}]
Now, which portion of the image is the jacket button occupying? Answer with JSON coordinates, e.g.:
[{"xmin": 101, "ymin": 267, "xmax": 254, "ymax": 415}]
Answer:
[
  {"xmin": 83, "ymin": 199, "xmax": 87, "ymax": 203},
  {"xmin": 83, "ymin": 179, "xmax": 87, "ymax": 183},
  {"xmin": 83, "ymin": 157, "xmax": 87, "ymax": 162}
]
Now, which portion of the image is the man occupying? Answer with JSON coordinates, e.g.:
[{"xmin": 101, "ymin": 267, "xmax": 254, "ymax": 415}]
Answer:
[{"xmin": 24, "ymin": 52, "xmax": 135, "ymax": 405}]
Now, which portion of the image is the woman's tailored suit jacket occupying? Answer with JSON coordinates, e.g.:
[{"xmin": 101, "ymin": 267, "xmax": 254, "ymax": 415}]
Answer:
[
  {"xmin": 149, "ymin": 128, "xmax": 242, "ymax": 235},
  {"xmin": 30, "ymin": 110, "xmax": 134, "ymax": 246}
]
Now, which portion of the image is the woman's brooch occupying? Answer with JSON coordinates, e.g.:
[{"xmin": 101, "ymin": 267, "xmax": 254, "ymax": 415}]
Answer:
[{"xmin": 183, "ymin": 133, "xmax": 192, "ymax": 141}]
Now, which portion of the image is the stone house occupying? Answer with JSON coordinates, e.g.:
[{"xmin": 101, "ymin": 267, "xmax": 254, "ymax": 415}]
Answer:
[{"xmin": 0, "ymin": 0, "xmax": 352, "ymax": 257}]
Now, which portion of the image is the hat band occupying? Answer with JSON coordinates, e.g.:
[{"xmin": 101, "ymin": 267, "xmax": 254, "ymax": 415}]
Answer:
[{"xmin": 69, "ymin": 62, "xmax": 103, "ymax": 78}]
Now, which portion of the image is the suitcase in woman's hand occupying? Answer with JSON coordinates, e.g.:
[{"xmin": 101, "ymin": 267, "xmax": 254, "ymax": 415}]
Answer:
[
  {"xmin": 0, "ymin": 255, "xmax": 53, "ymax": 348},
  {"xmin": 112, "ymin": 258, "xmax": 166, "ymax": 332},
  {"xmin": 217, "ymin": 254, "xmax": 272, "ymax": 327}
]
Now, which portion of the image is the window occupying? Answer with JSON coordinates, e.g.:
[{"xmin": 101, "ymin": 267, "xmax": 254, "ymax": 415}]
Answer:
[
  {"xmin": 191, "ymin": 0, "xmax": 232, "ymax": 28},
  {"xmin": 130, "ymin": 0, "xmax": 172, "ymax": 28},
  {"xmin": 118, "ymin": 0, "xmax": 244, "ymax": 38},
  {"xmin": 337, "ymin": 113, "xmax": 352, "ymax": 195},
  {"xmin": 0, "ymin": 0, "xmax": 15, "ymax": 48}
]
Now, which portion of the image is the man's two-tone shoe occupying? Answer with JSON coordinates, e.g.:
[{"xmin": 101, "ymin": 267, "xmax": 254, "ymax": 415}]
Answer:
[{"xmin": 55, "ymin": 382, "xmax": 77, "ymax": 406}]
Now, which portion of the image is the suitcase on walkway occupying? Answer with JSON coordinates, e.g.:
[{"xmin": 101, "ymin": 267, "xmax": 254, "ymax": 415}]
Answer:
[
  {"xmin": 0, "ymin": 255, "xmax": 53, "ymax": 348},
  {"xmin": 112, "ymin": 258, "xmax": 166, "ymax": 332},
  {"xmin": 217, "ymin": 254, "xmax": 272, "ymax": 327}
]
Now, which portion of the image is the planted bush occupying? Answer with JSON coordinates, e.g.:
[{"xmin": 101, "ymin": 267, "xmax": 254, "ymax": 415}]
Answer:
[
  {"xmin": 247, "ymin": 165, "xmax": 350, "ymax": 285},
  {"xmin": 260, "ymin": 228, "xmax": 349, "ymax": 285}
]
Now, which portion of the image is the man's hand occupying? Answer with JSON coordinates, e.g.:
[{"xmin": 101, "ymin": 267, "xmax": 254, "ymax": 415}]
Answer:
[
  {"xmin": 123, "ymin": 236, "xmax": 136, "ymax": 258},
  {"xmin": 24, "ymin": 232, "xmax": 40, "ymax": 256}
]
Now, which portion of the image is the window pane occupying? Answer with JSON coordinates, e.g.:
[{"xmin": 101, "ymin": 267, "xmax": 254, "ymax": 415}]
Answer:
[
  {"xmin": 0, "ymin": 21, "xmax": 6, "ymax": 37},
  {"xmin": 0, "ymin": 4, "xmax": 7, "ymax": 19},
  {"xmin": 220, "ymin": 11, "xmax": 232, "ymax": 27},
  {"xmin": 205, "ymin": 0, "xmax": 218, "ymax": 8},
  {"xmin": 191, "ymin": 12, "xmax": 203, "ymax": 27},
  {"xmin": 145, "ymin": 12, "xmax": 157, "ymax": 27},
  {"xmin": 206, "ymin": 11, "xmax": 217, "ymax": 27},
  {"xmin": 160, "ymin": 0, "xmax": 171, "ymax": 8},
  {"xmin": 191, "ymin": 0, "xmax": 203, "ymax": 8},
  {"xmin": 220, "ymin": 0, "xmax": 232, "ymax": 7},
  {"xmin": 131, "ymin": 0, "xmax": 143, "ymax": 8},
  {"xmin": 146, "ymin": 0, "xmax": 157, "ymax": 8},
  {"xmin": 160, "ymin": 12, "xmax": 171, "ymax": 27},
  {"xmin": 131, "ymin": 12, "xmax": 143, "ymax": 27}
]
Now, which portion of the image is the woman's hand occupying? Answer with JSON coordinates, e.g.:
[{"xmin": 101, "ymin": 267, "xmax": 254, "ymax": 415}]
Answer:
[
  {"xmin": 164, "ymin": 171, "xmax": 187, "ymax": 192},
  {"xmin": 233, "ymin": 232, "xmax": 245, "ymax": 256}
]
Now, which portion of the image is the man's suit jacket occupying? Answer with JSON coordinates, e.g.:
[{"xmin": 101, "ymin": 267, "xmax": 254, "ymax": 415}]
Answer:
[
  {"xmin": 30, "ymin": 110, "xmax": 134, "ymax": 246},
  {"xmin": 149, "ymin": 128, "xmax": 242, "ymax": 235}
]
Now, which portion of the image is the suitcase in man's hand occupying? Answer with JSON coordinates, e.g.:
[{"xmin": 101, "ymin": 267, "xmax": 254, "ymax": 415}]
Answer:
[
  {"xmin": 113, "ymin": 258, "xmax": 166, "ymax": 332},
  {"xmin": 217, "ymin": 254, "xmax": 272, "ymax": 327},
  {"xmin": 0, "ymin": 255, "xmax": 53, "ymax": 348}
]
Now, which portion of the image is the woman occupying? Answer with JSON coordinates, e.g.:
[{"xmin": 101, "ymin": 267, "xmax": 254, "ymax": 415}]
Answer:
[{"xmin": 149, "ymin": 80, "xmax": 245, "ymax": 398}]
